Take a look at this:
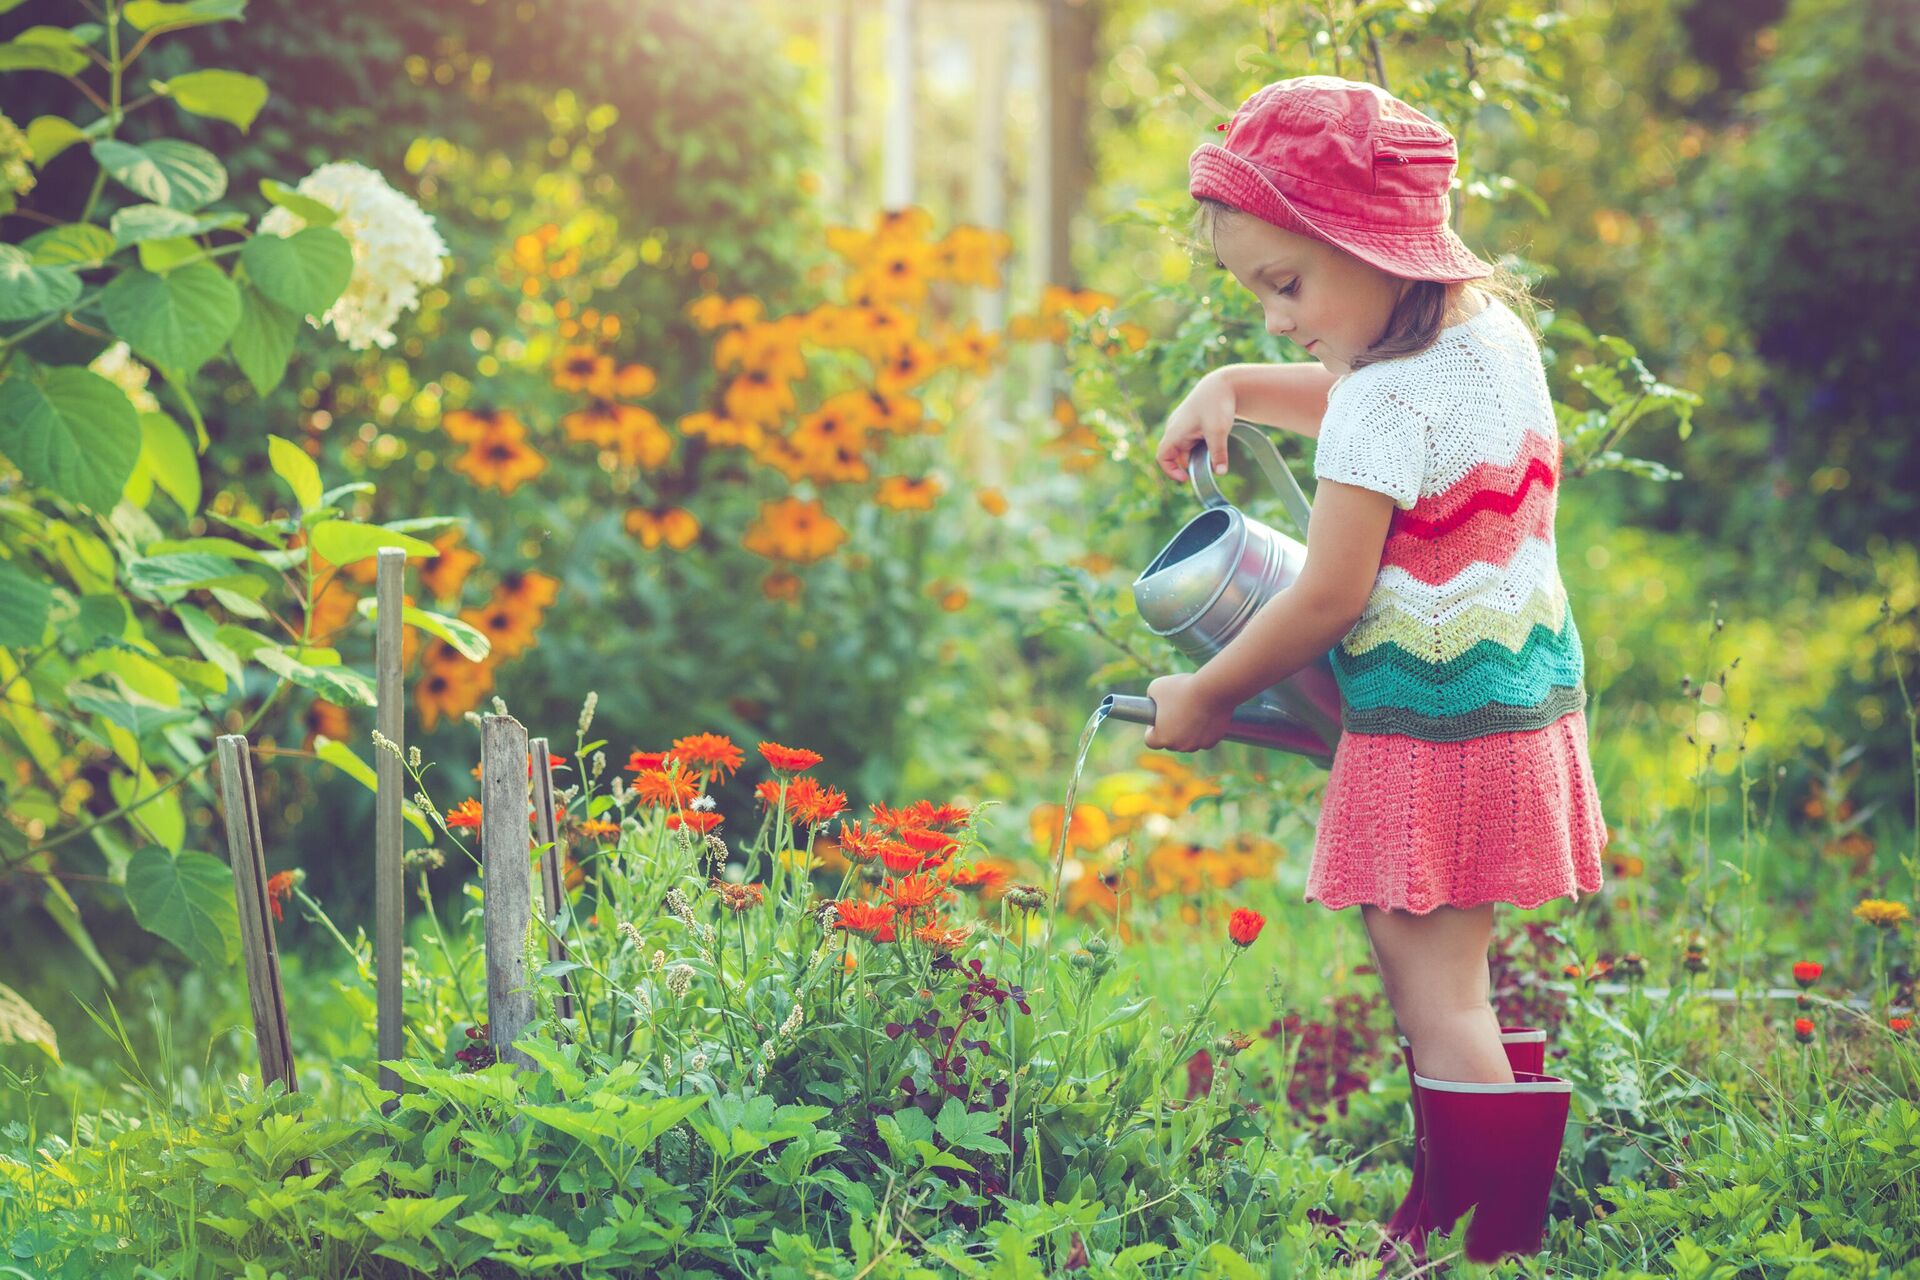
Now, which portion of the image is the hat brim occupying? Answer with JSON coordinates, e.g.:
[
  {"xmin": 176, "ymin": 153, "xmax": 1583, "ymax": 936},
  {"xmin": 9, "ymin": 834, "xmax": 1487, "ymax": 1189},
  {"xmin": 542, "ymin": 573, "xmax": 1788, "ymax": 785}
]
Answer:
[{"xmin": 1189, "ymin": 145, "xmax": 1496, "ymax": 284}]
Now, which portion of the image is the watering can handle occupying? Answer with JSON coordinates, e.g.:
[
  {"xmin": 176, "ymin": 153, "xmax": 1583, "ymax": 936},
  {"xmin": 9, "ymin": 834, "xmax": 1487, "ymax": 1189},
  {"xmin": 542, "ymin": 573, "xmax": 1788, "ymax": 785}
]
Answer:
[{"xmin": 1189, "ymin": 419, "xmax": 1315, "ymax": 537}]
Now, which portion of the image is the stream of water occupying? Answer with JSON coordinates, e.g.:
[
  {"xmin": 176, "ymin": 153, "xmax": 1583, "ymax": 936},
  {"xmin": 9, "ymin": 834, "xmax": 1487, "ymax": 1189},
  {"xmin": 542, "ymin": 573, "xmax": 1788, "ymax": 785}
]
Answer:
[{"xmin": 1041, "ymin": 700, "xmax": 1113, "ymax": 941}]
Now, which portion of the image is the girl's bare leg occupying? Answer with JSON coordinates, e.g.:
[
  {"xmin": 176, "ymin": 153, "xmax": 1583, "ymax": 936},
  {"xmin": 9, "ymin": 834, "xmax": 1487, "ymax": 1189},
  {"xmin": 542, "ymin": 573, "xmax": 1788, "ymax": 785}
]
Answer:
[{"xmin": 1360, "ymin": 903, "xmax": 1514, "ymax": 1084}]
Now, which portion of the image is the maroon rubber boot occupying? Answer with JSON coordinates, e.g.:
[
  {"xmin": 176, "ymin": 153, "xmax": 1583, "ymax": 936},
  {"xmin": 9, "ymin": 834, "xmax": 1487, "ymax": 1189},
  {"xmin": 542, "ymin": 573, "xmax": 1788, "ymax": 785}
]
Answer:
[{"xmin": 1410, "ymin": 1068, "xmax": 1572, "ymax": 1264}]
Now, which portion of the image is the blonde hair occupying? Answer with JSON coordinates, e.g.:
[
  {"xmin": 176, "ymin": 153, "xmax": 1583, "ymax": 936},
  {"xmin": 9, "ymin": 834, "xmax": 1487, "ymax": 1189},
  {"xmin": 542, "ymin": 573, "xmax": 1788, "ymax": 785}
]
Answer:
[{"xmin": 1190, "ymin": 198, "xmax": 1544, "ymax": 371}]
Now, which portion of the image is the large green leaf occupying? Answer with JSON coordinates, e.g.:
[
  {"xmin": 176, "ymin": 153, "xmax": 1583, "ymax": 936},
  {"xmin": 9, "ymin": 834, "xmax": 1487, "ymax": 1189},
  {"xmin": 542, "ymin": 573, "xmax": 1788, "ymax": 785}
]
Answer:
[
  {"xmin": 24, "ymin": 116, "xmax": 86, "ymax": 167},
  {"xmin": 0, "ymin": 244, "xmax": 82, "ymax": 322},
  {"xmin": 267, "ymin": 435, "xmax": 321, "ymax": 510},
  {"xmin": 0, "ymin": 366, "xmax": 142, "ymax": 511},
  {"xmin": 124, "ymin": 552, "xmax": 264, "ymax": 595},
  {"xmin": 254, "ymin": 646, "xmax": 376, "ymax": 706},
  {"xmin": 91, "ymin": 138, "xmax": 227, "ymax": 212},
  {"xmin": 0, "ymin": 981, "xmax": 60, "ymax": 1064},
  {"xmin": 309, "ymin": 520, "xmax": 438, "ymax": 567},
  {"xmin": 230, "ymin": 283, "xmax": 300, "ymax": 397},
  {"xmin": 158, "ymin": 69, "xmax": 267, "ymax": 131},
  {"xmin": 137, "ymin": 411, "xmax": 201, "ymax": 514},
  {"xmin": 0, "ymin": 561, "xmax": 53, "ymax": 646},
  {"xmin": 109, "ymin": 203, "xmax": 244, "ymax": 248},
  {"xmin": 21, "ymin": 221, "xmax": 114, "ymax": 267},
  {"xmin": 124, "ymin": 845, "xmax": 239, "ymax": 972},
  {"xmin": 100, "ymin": 262, "xmax": 241, "ymax": 374},
  {"xmin": 122, "ymin": 0, "xmax": 247, "ymax": 31},
  {"xmin": 67, "ymin": 681, "xmax": 198, "ymax": 739},
  {"xmin": 175, "ymin": 603, "xmax": 243, "ymax": 686},
  {"xmin": 241, "ymin": 227, "xmax": 352, "ymax": 318},
  {"xmin": 0, "ymin": 27, "xmax": 90, "ymax": 76},
  {"xmin": 354, "ymin": 598, "xmax": 490, "ymax": 662}
]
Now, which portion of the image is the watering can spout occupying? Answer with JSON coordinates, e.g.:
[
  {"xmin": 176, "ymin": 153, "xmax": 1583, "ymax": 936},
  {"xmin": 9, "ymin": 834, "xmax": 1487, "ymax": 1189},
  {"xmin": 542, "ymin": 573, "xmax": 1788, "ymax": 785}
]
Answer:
[{"xmin": 1099, "ymin": 693, "xmax": 1336, "ymax": 767}]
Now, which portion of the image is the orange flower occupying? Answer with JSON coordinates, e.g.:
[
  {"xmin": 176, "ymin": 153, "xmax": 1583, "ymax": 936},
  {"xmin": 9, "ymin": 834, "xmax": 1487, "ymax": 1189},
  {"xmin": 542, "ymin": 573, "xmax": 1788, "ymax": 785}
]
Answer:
[
  {"xmin": 265, "ymin": 869, "xmax": 299, "ymax": 924},
  {"xmin": 977, "ymin": 487, "xmax": 1009, "ymax": 516},
  {"xmin": 759, "ymin": 741, "xmax": 823, "ymax": 773},
  {"xmin": 785, "ymin": 776, "xmax": 848, "ymax": 826},
  {"xmin": 835, "ymin": 820, "xmax": 886, "ymax": 863},
  {"xmin": 419, "ymin": 527, "xmax": 481, "ymax": 602},
  {"xmin": 874, "ymin": 337, "xmax": 937, "ymax": 393},
  {"xmin": 762, "ymin": 569, "xmax": 802, "ymax": 601},
  {"xmin": 875, "ymin": 475, "xmax": 942, "ymax": 511},
  {"xmin": 1794, "ymin": 1017, "xmax": 1815, "ymax": 1043},
  {"xmin": 1792, "ymin": 961, "xmax": 1823, "ymax": 988},
  {"xmin": 912, "ymin": 916, "xmax": 975, "ymax": 952},
  {"xmin": 742, "ymin": 498, "xmax": 847, "ymax": 564},
  {"xmin": 577, "ymin": 819, "xmax": 621, "ymax": 840},
  {"xmin": 1227, "ymin": 907, "xmax": 1265, "ymax": 947},
  {"xmin": 723, "ymin": 369, "xmax": 797, "ymax": 426},
  {"xmin": 415, "ymin": 650, "xmax": 492, "ymax": 730},
  {"xmin": 1892, "ymin": 1017, "xmax": 1914, "ymax": 1033},
  {"xmin": 626, "ymin": 749, "xmax": 675, "ymax": 773},
  {"xmin": 867, "ymin": 802, "xmax": 917, "ymax": 834},
  {"xmin": 928, "ymin": 224, "xmax": 1011, "ymax": 287},
  {"xmin": 496, "ymin": 570, "xmax": 559, "ymax": 610},
  {"xmin": 461, "ymin": 592, "xmax": 541, "ymax": 660},
  {"xmin": 303, "ymin": 699, "xmax": 350, "ymax": 747},
  {"xmin": 667, "ymin": 811, "xmax": 725, "ymax": 834},
  {"xmin": 671, "ymin": 732, "xmax": 745, "ymax": 783},
  {"xmin": 944, "ymin": 860, "xmax": 1007, "ymax": 895},
  {"xmin": 879, "ymin": 843, "xmax": 926, "ymax": 876},
  {"xmin": 442, "ymin": 407, "xmax": 528, "ymax": 444},
  {"xmin": 1030, "ymin": 802, "xmax": 1112, "ymax": 854},
  {"xmin": 553, "ymin": 345, "xmax": 616, "ymax": 396},
  {"xmin": 833, "ymin": 899, "xmax": 897, "ymax": 939},
  {"xmin": 687, "ymin": 294, "xmax": 765, "ymax": 330},
  {"xmin": 714, "ymin": 319, "xmax": 809, "ymax": 382},
  {"xmin": 630, "ymin": 769, "xmax": 701, "ymax": 810},
  {"xmin": 446, "ymin": 798, "xmax": 484, "ymax": 830},
  {"xmin": 711, "ymin": 879, "xmax": 766, "ymax": 912},
  {"xmin": 885, "ymin": 873, "xmax": 944, "ymax": 915},
  {"xmin": 899, "ymin": 827, "xmax": 958, "ymax": 857},
  {"xmin": 452, "ymin": 431, "xmax": 548, "ymax": 495},
  {"xmin": 625, "ymin": 506, "xmax": 700, "ymax": 550},
  {"xmin": 678, "ymin": 411, "xmax": 765, "ymax": 450},
  {"xmin": 613, "ymin": 363, "xmax": 657, "ymax": 398}
]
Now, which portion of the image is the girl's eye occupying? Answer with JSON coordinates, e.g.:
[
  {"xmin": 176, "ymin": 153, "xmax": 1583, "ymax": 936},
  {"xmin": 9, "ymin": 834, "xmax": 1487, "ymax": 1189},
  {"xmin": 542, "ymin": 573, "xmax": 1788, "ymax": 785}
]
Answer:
[{"xmin": 1276, "ymin": 280, "xmax": 1298, "ymax": 297}]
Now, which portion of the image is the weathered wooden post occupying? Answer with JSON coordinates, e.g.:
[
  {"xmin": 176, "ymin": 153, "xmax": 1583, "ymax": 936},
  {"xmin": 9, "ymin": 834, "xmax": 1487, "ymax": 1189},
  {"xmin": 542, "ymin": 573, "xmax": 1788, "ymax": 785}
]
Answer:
[
  {"xmin": 373, "ymin": 547, "xmax": 406, "ymax": 1102},
  {"xmin": 214, "ymin": 734, "xmax": 297, "ymax": 1095},
  {"xmin": 480, "ymin": 714, "xmax": 535, "ymax": 1070},
  {"xmin": 528, "ymin": 735, "xmax": 575, "ymax": 1024}
]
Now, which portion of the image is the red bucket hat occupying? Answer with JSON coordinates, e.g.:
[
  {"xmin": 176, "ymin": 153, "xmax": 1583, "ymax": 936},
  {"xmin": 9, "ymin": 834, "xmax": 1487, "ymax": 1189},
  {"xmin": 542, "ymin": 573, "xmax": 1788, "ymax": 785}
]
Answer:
[{"xmin": 1189, "ymin": 76, "xmax": 1495, "ymax": 283}]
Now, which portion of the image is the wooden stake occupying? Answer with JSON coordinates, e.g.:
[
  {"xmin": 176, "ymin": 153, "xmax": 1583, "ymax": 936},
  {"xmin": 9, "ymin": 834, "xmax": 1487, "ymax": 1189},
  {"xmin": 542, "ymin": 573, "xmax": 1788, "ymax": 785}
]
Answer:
[
  {"xmin": 528, "ymin": 735, "xmax": 575, "ymax": 1024},
  {"xmin": 373, "ymin": 547, "xmax": 406, "ymax": 1103},
  {"xmin": 214, "ymin": 734, "xmax": 297, "ymax": 1096},
  {"xmin": 481, "ymin": 714, "xmax": 535, "ymax": 1071}
]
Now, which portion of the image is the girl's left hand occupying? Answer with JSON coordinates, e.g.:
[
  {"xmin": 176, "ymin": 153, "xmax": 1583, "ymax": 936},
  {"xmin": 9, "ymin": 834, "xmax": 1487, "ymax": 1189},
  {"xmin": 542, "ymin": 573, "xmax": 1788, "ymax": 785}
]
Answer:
[{"xmin": 1142, "ymin": 672, "xmax": 1235, "ymax": 753}]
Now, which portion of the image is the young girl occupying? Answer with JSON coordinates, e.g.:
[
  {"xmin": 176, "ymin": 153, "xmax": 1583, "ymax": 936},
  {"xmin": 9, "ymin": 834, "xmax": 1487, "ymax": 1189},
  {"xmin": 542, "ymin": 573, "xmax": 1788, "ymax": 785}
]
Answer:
[{"xmin": 1140, "ymin": 76, "xmax": 1607, "ymax": 1264}]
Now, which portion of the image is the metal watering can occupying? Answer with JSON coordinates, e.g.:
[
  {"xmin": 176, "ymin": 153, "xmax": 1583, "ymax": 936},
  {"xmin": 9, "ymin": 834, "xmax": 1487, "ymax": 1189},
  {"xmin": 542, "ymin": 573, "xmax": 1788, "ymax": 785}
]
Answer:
[{"xmin": 1102, "ymin": 419, "xmax": 1344, "ymax": 767}]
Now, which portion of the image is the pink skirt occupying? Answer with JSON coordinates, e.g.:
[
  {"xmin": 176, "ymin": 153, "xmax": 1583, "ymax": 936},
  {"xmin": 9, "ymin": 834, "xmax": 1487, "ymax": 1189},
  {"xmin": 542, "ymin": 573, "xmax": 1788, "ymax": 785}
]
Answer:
[{"xmin": 1304, "ymin": 710, "xmax": 1607, "ymax": 915}]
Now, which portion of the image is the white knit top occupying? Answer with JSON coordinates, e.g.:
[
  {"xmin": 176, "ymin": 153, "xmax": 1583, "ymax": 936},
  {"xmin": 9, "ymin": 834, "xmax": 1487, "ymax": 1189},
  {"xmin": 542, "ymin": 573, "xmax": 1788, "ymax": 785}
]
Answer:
[{"xmin": 1310, "ymin": 298, "xmax": 1588, "ymax": 742}]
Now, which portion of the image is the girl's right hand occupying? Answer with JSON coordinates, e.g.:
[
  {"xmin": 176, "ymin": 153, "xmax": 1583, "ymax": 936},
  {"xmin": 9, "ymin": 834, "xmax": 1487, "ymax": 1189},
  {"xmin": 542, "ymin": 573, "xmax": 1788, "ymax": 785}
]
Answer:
[{"xmin": 1156, "ymin": 369, "xmax": 1237, "ymax": 483}]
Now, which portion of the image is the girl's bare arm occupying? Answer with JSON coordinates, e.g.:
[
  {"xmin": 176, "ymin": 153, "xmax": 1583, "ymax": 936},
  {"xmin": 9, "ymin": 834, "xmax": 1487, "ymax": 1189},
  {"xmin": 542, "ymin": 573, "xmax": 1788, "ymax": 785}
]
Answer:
[{"xmin": 1212, "ymin": 361, "xmax": 1341, "ymax": 439}]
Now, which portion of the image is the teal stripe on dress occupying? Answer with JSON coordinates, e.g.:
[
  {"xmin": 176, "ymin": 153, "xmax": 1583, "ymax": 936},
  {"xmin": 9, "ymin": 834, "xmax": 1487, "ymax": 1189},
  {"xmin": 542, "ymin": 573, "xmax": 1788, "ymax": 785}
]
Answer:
[{"xmin": 1332, "ymin": 612, "xmax": 1586, "ymax": 717}]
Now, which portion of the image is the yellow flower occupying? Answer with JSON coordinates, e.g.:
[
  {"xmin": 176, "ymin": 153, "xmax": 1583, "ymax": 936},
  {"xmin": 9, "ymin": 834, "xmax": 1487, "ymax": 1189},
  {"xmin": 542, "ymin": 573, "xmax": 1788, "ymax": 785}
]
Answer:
[
  {"xmin": 419, "ymin": 527, "xmax": 481, "ymax": 602},
  {"xmin": 977, "ymin": 488, "xmax": 1009, "ymax": 516},
  {"xmin": 929, "ymin": 225, "xmax": 1013, "ymax": 288},
  {"xmin": 723, "ymin": 369, "xmax": 797, "ymax": 427},
  {"xmin": 742, "ymin": 497, "xmax": 847, "ymax": 564},
  {"xmin": 677, "ymin": 411, "xmax": 765, "ymax": 450},
  {"xmin": 875, "ymin": 337, "xmax": 938, "ymax": 393},
  {"xmin": 552, "ymin": 345, "xmax": 615, "ymax": 397},
  {"xmin": 452, "ymin": 431, "xmax": 548, "ymax": 495},
  {"xmin": 942, "ymin": 322, "xmax": 1001, "ymax": 375},
  {"xmin": 687, "ymin": 294, "xmax": 765, "ymax": 330},
  {"xmin": 1854, "ymin": 899, "xmax": 1913, "ymax": 928}
]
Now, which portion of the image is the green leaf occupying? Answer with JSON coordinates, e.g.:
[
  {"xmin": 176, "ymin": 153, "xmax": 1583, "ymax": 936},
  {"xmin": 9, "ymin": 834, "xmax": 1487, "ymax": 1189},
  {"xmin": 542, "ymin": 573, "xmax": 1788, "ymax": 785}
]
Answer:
[
  {"xmin": 309, "ymin": 520, "xmax": 437, "ymax": 567},
  {"xmin": 24, "ymin": 116, "xmax": 86, "ymax": 167},
  {"xmin": 0, "ymin": 28, "xmax": 89, "ymax": 76},
  {"xmin": 100, "ymin": 263, "xmax": 241, "ymax": 374},
  {"xmin": 0, "ymin": 560, "xmax": 53, "ymax": 646},
  {"xmin": 136, "ymin": 412, "xmax": 201, "ymax": 514},
  {"xmin": 0, "ymin": 244, "xmax": 82, "ymax": 322},
  {"xmin": 175, "ymin": 603, "xmax": 243, "ymax": 686},
  {"xmin": 136, "ymin": 236, "xmax": 202, "ymax": 273},
  {"xmin": 67, "ymin": 681, "xmax": 198, "ymax": 738},
  {"xmin": 0, "ymin": 981, "xmax": 60, "ymax": 1064},
  {"xmin": 933, "ymin": 1097, "xmax": 1010, "ymax": 1155},
  {"xmin": 260, "ymin": 177, "xmax": 337, "ymax": 227},
  {"xmin": 254, "ymin": 646, "xmax": 376, "ymax": 706},
  {"xmin": 0, "ymin": 366, "xmax": 142, "ymax": 511},
  {"xmin": 91, "ymin": 138, "xmax": 227, "ymax": 211},
  {"xmin": 109, "ymin": 203, "xmax": 244, "ymax": 248},
  {"xmin": 230, "ymin": 283, "xmax": 300, "ymax": 396},
  {"xmin": 123, "ymin": 0, "xmax": 247, "ymax": 31},
  {"xmin": 267, "ymin": 435, "xmax": 321, "ymax": 510},
  {"xmin": 241, "ymin": 227, "xmax": 352, "ymax": 318},
  {"xmin": 39, "ymin": 873, "xmax": 115, "ymax": 987},
  {"xmin": 124, "ymin": 552, "xmax": 259, "ymax": 594},
  {"xmin": 157, "ymin": 69, "xmax": 267, "ymax": 131},
  {"xmin": 125, "ymin": 845, "xmax": 239, "ymax": 971},
  {"xmin": 352, "ymin": 600, "xmax": 490, "ymax": 662},
  {"xmin": 21, "ymin": 221, "xmax": 115, "ymax": 267}
]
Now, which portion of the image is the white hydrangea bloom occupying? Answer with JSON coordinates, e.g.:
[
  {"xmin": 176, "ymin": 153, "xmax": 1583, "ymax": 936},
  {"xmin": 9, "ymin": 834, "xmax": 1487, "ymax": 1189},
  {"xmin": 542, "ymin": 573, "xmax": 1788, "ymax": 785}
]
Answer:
[
  {"xmin": 89, "ymin": 342, "xmax": 159, "ymax": 412},
  {"xmin": 258, "ymin": 161, "xmax": 448, "ymax": 351}
]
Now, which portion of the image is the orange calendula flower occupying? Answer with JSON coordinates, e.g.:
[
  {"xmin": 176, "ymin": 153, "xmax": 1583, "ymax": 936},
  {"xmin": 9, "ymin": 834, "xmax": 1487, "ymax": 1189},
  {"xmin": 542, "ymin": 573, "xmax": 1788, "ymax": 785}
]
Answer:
[
  {"xmin": 446, "ymin": 798, "xmax": 484, "ymax": 830},
  {"xmin": 577, "ymin": 819, "xmax": 621, "ymax": 840},
  {"xmin": 667, "ymin": 811, "xmax": 725, "ymax": 834},
  {"xmin": 265, "ymin": 869, "xmax": 300, "ymax": 924},
  {"xmin": 1794, "ymin": 1017, "xmax": 1815, "ymax": 1043},
  {"xmin": 788, "ymin": 777, "xmax": 849, "ymax": 827},
  {"xmin": 885, "ymin": 873, "xmax": 944, "ymax": 915},
  {"xmin": 945, "ymin": 860, "xmax": 1007, "ymax": 895},
  {"xmin": 1227, "ymin": 907, "xmax": 1266, "ymax": 947},
  {"xmin": 833, "ymin": 899, "xmax": 897, "ymax": 939},
  {"xmin": 879, "ymin": 843, "xmax": 926, "ymax": 877},
  {"xmin": 711, "ymin": 879, "xmax": 766, "ymax": 912},
  {"xmin": 630, "ymin": 769, "xmax": 701, "ymax": 810},
  {"xmin": 836, "ymin": 820, "xmax": 886, "ymax": 863},
  {"xmin": 1891, "ymin": 1017, "xmax": 1914, "ymax": 1033},
  {"xmin": 625, "ymin": 506, "xmax": 700, "ymax": 551},
  {"xmin": 672, "ymin": 732, "xmax": 745, "ymax": 783},
  {"xmin": 759, "ymin": 741, "xmax": 823, "ymax": 773},
  {"xmin": 913, "ymin": 917, "xmax": 975, "ymax": 952},
  {"xmin": 626, "ymin": 749, "xmax": 677, "ymax": 773},
  {"xmin": 899, "ymin": 827, "xmax": 958, "ymax": 857}
]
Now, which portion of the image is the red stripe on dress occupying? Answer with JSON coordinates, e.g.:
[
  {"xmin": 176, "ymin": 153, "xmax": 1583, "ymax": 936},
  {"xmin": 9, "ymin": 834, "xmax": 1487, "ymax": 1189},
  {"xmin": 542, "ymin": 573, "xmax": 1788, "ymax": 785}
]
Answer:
[
  {"xmin": 1397, "ymin": 428, "xmax": 1559, "ymax": 531},
  {"xmin": 1382, "ymin": 471, "xmax": 1557, "ymax": 583}
]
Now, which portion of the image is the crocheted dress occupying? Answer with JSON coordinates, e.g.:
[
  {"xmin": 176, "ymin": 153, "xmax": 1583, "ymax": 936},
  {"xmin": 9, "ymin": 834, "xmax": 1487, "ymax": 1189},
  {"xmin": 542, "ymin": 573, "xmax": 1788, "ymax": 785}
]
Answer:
[{"xmin": 1302, "ymin": 297, "xmax": 1607, "ymax": 914}]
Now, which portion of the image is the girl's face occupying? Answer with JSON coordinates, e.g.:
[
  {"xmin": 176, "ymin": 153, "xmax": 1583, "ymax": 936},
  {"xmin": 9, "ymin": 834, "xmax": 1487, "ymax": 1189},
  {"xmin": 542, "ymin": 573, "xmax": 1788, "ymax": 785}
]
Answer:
[{"xmin": 1210, "ymin": 210, "xmax": 1407, "ymax": 375}]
